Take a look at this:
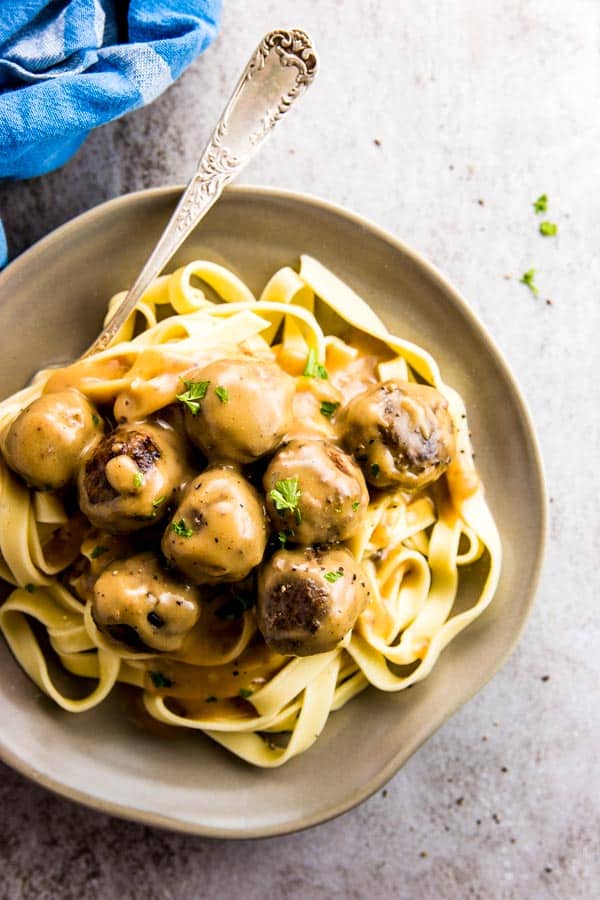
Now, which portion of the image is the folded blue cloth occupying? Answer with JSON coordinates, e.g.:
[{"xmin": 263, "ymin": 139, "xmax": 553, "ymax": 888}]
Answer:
[{"xmin": 0, "ymin": 0, "xmax": 222, "ymax": 265}]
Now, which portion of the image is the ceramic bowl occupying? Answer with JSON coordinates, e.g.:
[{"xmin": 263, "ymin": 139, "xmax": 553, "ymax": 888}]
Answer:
[{"xmin": 0, "ymin": 186, "xmax": 546, "ymax": 837}]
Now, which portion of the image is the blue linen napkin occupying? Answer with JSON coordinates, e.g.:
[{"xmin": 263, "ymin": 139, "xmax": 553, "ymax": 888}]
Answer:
[{"xmin": 0, "ymin": 0, "xmax": 222, "ymax": 265}]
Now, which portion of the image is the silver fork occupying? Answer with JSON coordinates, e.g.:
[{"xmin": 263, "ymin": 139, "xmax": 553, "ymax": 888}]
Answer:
[{"xmin": 84, "ymin": 28, "xmax": 318, "ymax": 358}]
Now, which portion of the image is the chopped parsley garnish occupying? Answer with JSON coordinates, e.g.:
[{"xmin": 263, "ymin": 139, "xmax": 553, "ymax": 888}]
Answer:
[
  {"xmin": 278, "ymin": 530, "xmax": 292, "ymax": 548},
  {"xmin": 133, "ymin": 472, "xmax": 144, "ymax": 490},
  {"xmin": 352, "ymin": 500, "xmax": 360, "ymax": 511},
  {"xmin": 239, "ymin": 688, "xmax": 253, "ymax": 699},
  {"xmin": 533, "ymin": 194, "xmax": 548, "ymax": 214},
  {"xmin": 269, "ymin": 477, "xmax": 302, "ymax": 525},
  {"xmin": 215, "ymin": 385, "xmax": 230, "ymax": 403},
  {"xmin": 90, "ymin": 545, "xmax": 108, "ymax": 559},
  {"xmin": 520, "ymin": 269, "xmax": 539, "ymax": 295},
  {"xmin": 303, "ymin": 348, "xmax": 328, "ymax": 380},
  {"xmin": 25, "ymin": 583, "xmax": 35, "ymax": 594},
  {"xmin": 149, "ymin": 671, "xmax": 173, "ymax": 689},
  {"xmin": 539, "ymin": 221, "xmax": 558, "ymax": 237},
  {"xmin": 324, "ymin": 570, "xmax": 343, "ymax": 583},
  {"xmin": 92, "ymin": 414, "xmax": 100, "ymax": 427},
  {"xmin": 205, "ymin": 695, "xmax": 218, "ymax": 703},
  {"xmin": 371, "ymin": 463, "xmax": 380, "ymax": 478},
  {"xmin": 176, "ymin": 379, "xmax": 210, "ymax": 415},
  {"xmin": 320, "ymin": 400, "xmax": 340, "ymax": 419},
  {"xmin": 170, "ymin": 518, "xmax": 193, "ymax": 538},
  {"xmin": 152, "ymin": 496, "xmax": 166, "ymax": 509}
]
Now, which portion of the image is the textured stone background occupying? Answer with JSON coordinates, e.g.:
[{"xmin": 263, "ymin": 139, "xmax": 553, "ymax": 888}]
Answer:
[{"xmin": 1, "ymin": 1, "xmax": 598, "ymax": 898}]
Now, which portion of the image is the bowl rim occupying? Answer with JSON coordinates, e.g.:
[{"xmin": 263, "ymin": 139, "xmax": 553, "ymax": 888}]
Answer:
[{"xmin": 0, "ymin": 183, "xmax": 547, "ymax": 838}]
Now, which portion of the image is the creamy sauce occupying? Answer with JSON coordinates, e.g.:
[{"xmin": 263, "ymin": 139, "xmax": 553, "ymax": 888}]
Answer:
[
  {"xmin": 146, "ymin": 638, "xmax": 288, "ymax": 714},
  {"xmin": 172, "ymin": 604, "xmax": 255, "ymax": 666},
  {"xmin": 289, "ymin": 379, "xmax": 338, "ymax": 440},
  {"xmin": 446, "ymin": 455, "xmax": 481, "ymax": 502},
  {"xmin": 45, "ymin": 356, "xmax": 133, "ymax": 402},
  {"xmin": 114, "ymin": 347, "xmax": 225, "ymax": 423},
  {"xmin": 42, "ymin": 511, "xmax": 91, "ymax": 571}
]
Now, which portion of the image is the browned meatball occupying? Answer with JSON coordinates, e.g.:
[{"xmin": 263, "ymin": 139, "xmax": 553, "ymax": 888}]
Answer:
[
  {"xmin": 3, "ymin": 389, "xmax": 101, "ymax": 490},
  {"xmin": 78, "ymin": 422, "xmax": 190, "ymax": 533},
  {"xmin": 161, "ymin": 466, "xmax": 268, "ymax": 584},
  {"xmin": 180, "ymin": 357, "xmax": 295, "ymax": 463},
  {"xmin": 257, "ymin": 546, "xmax": 369, "ymax": 656},
  {"xmin": 92, "ymin": 552, "xmax": 200, "ymax": 652},
  {"xmin": 263, "ymin": 439, "xmax": 369, "ymax": 544},
  {"xmin": 340, "ymin": 380, "xmax": 455, "ymax": 490}
]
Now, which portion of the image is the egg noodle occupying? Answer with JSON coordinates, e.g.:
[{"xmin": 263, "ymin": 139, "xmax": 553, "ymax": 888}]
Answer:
[{"xmin": 0, "ymin": 256, "xmax": 501, "ymax": 767}]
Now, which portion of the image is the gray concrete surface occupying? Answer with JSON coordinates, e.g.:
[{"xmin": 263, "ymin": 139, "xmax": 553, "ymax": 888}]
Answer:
[{"xmin": 0, "ymin": 1, "xmax": 598, "ymax": 897}]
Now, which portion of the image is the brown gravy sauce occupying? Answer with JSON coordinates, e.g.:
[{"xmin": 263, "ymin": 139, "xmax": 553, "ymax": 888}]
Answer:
[{"xmin": 146, "ymin": 639, "xmax": 288, "ymax": 721}]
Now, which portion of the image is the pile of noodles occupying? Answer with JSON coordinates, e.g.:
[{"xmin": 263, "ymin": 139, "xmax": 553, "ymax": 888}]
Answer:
[{"xmin": 0, "ymin": 256, "xmax": 501, "ymax": 766}]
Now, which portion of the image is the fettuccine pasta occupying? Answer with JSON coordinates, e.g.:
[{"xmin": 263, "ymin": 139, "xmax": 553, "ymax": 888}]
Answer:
[{"xmin": 0, "ymin": 256, "xmax": 501, "ymax": 767}]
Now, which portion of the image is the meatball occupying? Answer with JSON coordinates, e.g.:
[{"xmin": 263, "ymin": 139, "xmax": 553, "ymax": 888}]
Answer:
[
  {"xmin": 78, "ymin": 422, "xmax": 190, "ymax": 533},
  {"xmin": 340, "ymin": 380, "xmax": 455, "ymax": 490},
  {"xmin": 161, "ymin": 466, "xmax": 268, "ymax": 584},
  {"xmin": 263, "ymin": 439, "xmax": 369, "ymax": 544},
  {"xmin": 257, "ymin": 546, "xmax": 369, "ymax": 656},
  {"xmin": 92, "ymin": 552, "xmax": 200, "ymax": 652},
  {"xmin": 3, "ymin": 389, "xmax": 101, "ymax": 490},
  {"xmin": 180, "ymin": 357, "xmax": 295, "ymax": 463}
]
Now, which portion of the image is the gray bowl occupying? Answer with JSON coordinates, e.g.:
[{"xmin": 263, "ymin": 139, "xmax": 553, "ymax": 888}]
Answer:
[{"xmin": 0, "ymin": 186, "xmax": 546, "ymax": 837}]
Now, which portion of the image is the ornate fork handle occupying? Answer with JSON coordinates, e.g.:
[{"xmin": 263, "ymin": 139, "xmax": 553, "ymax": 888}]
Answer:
[{"xmin": 85, "ymin": 29, "xmax": 318, "ymax": 356}]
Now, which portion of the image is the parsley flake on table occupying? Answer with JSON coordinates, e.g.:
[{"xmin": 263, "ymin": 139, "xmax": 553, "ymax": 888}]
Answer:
[
  {"xmin": 269, "ymin": 477, "xmax": 302, "ymax": 525},
  {"xmin": 539, "ymin": 221, "xmax": 558, "ymax": 237},
  {"xmin": 303, "ymin": 348, "xmax": 328, "ymax": 380},
  {"xmin": 320, "ymin": 400, "xmax": 340, "ymax": 419},
  {"xmin": 215, "ymin": 385, "xmax": 230, "ymax": 403},
  {"xmin": 324, "ymin": 570, "xmax": 343, "ymax": 583},
  {"xmin": 520, "ymin": 269, "xmax": 539, "ymax": 295},
  {"xmin": 170, "ymin": 518, "xmax": 193, "ymax": 538},
  {"xmin": 533, "ymin": 193, "xmax": 548, "ymax": 214},
  {"xmin": 176, "ymin": 379, "xmax": 210, "ymax": 415}
]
